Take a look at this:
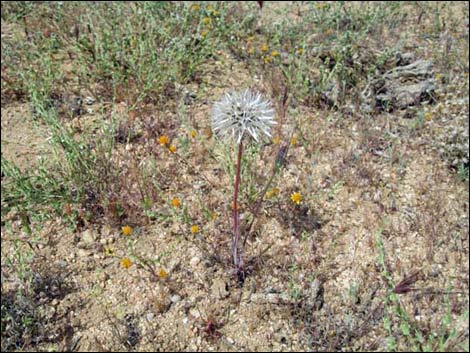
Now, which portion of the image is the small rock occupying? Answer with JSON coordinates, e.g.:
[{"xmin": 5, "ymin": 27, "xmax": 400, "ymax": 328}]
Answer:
[
  {"xmin": 77, "ymin": 249, "xmax": 91, "ymax": 257},
  {"xmin": 101, "ymin": 224, "xmax": 112, "ymax": 237},
  {"xmin": 146, "ymin": 312, "xmax": 155, "ymax": 321},
  {"xmin": 211, "ymin": 278, "xmax": 230, "ymax": 299},
  {"xmin": 190, "ymin": 256, "xmax": 200, "ymax": 267},
  {"xmin": 81, "ymin": 229, "xmax": 97, "ymax": 244},
  {"xmin": 56, "ymin": 260, "xmax": 68, "ymax": 269},
  {"xmin": 76, "ymin": 242, "xmax": 87, "ymax": 249},
  {"xmin": 171, "ymin": 295, "xmax": 182, "ymax": 303},
  {"xmin": 84, "ymin": 96, "xmax": 96, "ymax": 105},
  {"xmin": 51, "ymin": 299, "xmax": 59, "ymax": 307}
]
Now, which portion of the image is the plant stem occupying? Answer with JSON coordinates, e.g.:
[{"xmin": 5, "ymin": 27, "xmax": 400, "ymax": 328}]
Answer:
[{"xmin": 233, "ymin": 141, "xmax": 244, "ymax": 270}]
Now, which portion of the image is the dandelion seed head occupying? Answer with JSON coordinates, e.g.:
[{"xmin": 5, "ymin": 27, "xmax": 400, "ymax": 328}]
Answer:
[{"xmin": 212, "ymin": 89, "xmax": 276, "ymax": 144}]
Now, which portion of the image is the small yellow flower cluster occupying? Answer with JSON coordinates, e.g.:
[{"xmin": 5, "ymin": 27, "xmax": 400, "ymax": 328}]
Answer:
[
  {"xmin": 266, "ymin": 188, "xmax": 280, "ymax": 198},
  {"xmin": 191, "ymin": 225, "xmax": 200, "ymax": 234},
  {"xmin": 159, "ymin": 268, "xmax": 168, "ymax": 279},
  {"xmin": 291, "ymin": 192, "xmax": 303, "ymax": 205},
  {"xmin": 261, "ymin": 44, "xmax": 282, "ymax": 64},
  {"xmin": 159, "ymin": 135, "xmax": 177, "ymax": 153},
  {"xmin": 122, "ymin": 225, "xmax": 133, "ymax": 236},
  {"xmin": 121, "ymin": 257, "xmax": 133, "ymax": 269},
  {"xmin": 159, "ymin": 135, "xmax": 170, "ymax": 146},
  {"xmin": 172, "ymin": 197, "xmax": 181, "ymax": 208}
]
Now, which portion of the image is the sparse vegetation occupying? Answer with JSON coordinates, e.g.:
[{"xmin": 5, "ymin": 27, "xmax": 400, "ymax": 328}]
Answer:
[{"xmin": 1, "ymin": 1, "xmax": 468, "ymax": 352}]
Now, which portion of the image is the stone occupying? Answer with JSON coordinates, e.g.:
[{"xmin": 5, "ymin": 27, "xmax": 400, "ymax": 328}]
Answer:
[
  {"xmin": 77, "ymin": 249, "xmax": 92, "ymax": 257},
  {"xmin": 81, "ymin": 229, "xmax": 97, "ymax": 244},
  {"xmin": 171, "ymin": 295, "xmax": 182, "ymax": 303},
  {"xmin": 211, "ymin": 278, "xmax": 230, "ymax": 299},
  {"xmin": 363, "ymin": 59, "xmax": 436, "ymax": 111},
  {"xmin": 190, "ymin": 256, "xmax": 200, "ymax": 267}
]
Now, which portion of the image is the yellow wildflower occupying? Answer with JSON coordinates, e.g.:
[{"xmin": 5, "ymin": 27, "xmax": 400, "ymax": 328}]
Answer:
[
  {"xmin": 121, "ymin": 257, "xmax": 133, "ymax": 269},
  {"xmin": 203, "ymin": 17, "xmax": 211, "ymax": 25},
  {"xmin": 213, "ymin": 10, "xmax": 220, "ymax": 17},
  {"xmin": 247, "ymin": 35, "xmax": 255, "ymax": 43},
  {"xmin": 201, "ymin": 30, "xmax": 208, "ymax": 38},
  {"xmin": 291, "ymin": 192, "xmax": 303, "ymax": 205},
  {"xmin": 325, "ymin": 28, "xmax": 333, "ymax": 36},
  {"xmin": 191, "ymin": 225, "xmax": 200, "ymax": 234},
  {"xmin": 271, "ymin": 50, "xmax": 279, "ymax": 57},
  {"xmin": 273, "ymin": 135, "xmax": 281, "ymax": 144},
  {"xmin": 105, "ymin": 247, "xmax": 115, "ymax": 256},
  {"xmin": 436, "ymin": 73, "xmax": 442, "ymax": 82},
  {"xmin": 266, "ymin": 188, "xmax": 280, "ymax": 198},
  {"xmin": 261, "ymin": 43, "xmax": 268, "ymax": 53},
  {"xmin": 122, "ymin": 225, "xmax": 133, "ymax": 236},
  {"xmin": 158, "ymin": 268, "xmax": 168, "ymax": 279},
  {"xmin": 297, "ymin": 47, "xmax": 304, "ymax": 55},
  {"xmin": 169, "ymin": 145, "xmax": 177, "ymax": 153},
  {"xmin": 206, "ymin": 4, "xmax": 214, "ymax": 11},
  {"xmin": 211, "ymin": 212, "xmax": 218, "ymax": 220},
  {"xmin": 191, "ymin": 4, "xmax": 201, "ymax": 11},
  {"xmin": 264, "ymin": 56, "xmax": 271, "ymax": 64},
  {"xmin": 159, "ymin": 135, "xmax": 170, "ymax": 146},
  {"xmin": 172, "ymin": 197, "xmax": 181, "ymax": 208},
  {"xmin": 425, "ymin": 112, "xmax": 433, "ymax": 121},
  {"xmin": 290, "ymin": 136, "xmax": 298, "ymax": 146},
  {"xmin": 190, "ymin": 130, "xmax": 197, "ymax": 138}
]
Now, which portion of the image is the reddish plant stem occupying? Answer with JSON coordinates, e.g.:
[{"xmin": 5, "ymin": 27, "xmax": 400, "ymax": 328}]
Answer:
[{"xmin": 233, "ymin": 141, "xmax": 244, "ymax": 270}]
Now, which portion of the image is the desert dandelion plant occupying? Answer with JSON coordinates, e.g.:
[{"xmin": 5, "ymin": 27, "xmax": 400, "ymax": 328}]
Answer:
[
  {"xmin": 212, "ymin": 89, "xmax": 276, "ymax": 281},
  {"xmin": 212, "ymin": 89, "xmax": 276, "ymax": 143}
]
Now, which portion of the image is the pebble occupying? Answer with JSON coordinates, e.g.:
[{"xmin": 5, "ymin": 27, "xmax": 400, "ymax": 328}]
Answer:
[
  {"xmin": 146, "ymin": 312, "xmax": 155, "ymax": 321},
  {"xmin": 56, "ymin": 260, "xmax": 68, "ymax": 268},
  {"xmin": 81, "ymin": 229, "xmax": 97, "ymax": 244},
  {"xmin": 211, "ymin": 278, "xmax": 229, "ymax": 299},
  {"xmin": 84, "ymin": 96, "xmax": 96, "ymax": 105},
  {"xmin": 171, "ymin": 295, "xmax": 182, "ymax": 303},
  {"xmin": 190, "ymin": 256, "xmax": 200, "ymax": 267},
  {"xmin": 77, "ymin": 249, "xmax": 91, "ymax": 257}
]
